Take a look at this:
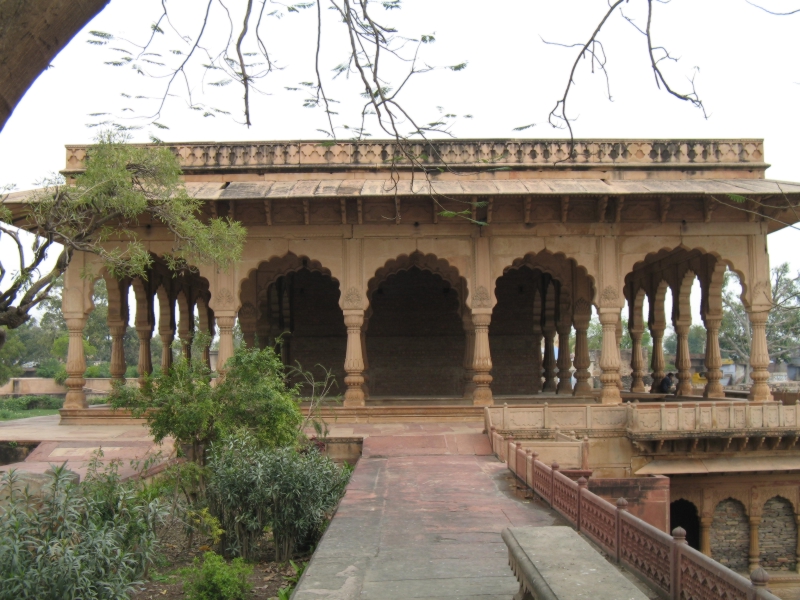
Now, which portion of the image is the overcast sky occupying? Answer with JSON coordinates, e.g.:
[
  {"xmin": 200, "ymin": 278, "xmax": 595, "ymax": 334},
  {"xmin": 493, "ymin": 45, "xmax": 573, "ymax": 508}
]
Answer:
[{"xmin": 2, "ymin": 0, "xmax": 799, "ymax": 325}]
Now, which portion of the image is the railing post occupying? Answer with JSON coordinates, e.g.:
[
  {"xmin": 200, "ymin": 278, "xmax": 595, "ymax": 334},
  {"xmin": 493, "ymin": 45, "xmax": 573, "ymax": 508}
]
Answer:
[
  {"xmin": 525, "ymin": 449, "xmax": 533, "ymax": 487},
  {"xmin": 489, "ymin": 426, "xmax": 496, "ymax": 454},
  {"xmin": 751, "ymin": 567, "xmax": 770, "ymax": 598},
  {"xmin": 577, "ymin": 477, "xmax": 587, "ymax": 532},
  {"xmin": 551, "ymin": 461, "xmax": 559, "ymax": 508},
  {"xmin": 615, "ymin": 497, "xmax": 628, "ymax": 564},
  {"xmin": 671, "ymin": 526, "xmax": 687, "ymax": 600}
]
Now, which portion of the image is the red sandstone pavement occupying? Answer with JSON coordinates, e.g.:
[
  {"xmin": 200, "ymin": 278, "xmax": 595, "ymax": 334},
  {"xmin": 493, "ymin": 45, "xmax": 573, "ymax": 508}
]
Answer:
[{"xmin": 294, "ymin": 431, "xmax": 566, "ymax": 600}]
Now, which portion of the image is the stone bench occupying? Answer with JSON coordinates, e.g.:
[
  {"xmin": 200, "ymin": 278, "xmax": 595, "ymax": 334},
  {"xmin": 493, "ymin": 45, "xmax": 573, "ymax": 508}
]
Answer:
[{"xmin": 501, "ymin": 526, "xmax": 650, "ymax": 600}]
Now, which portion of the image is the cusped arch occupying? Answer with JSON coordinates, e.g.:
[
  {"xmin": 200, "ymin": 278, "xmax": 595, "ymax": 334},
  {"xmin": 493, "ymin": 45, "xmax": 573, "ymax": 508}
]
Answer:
[
  {"xmin": 500, "ymin": 250, "xmax": 596, "ymax": 310},
  {"xmin": 754, "ymin": 493, "xmax": 798, "ymax": 517},
  {"xmin": 238, "ymin": 252, "xmax": 338, "ymax": 312},
  {"xmin": 367, "ymin": 251, "xmax": 468, "ymax": 308},
  {"xmin": 625, "ymin": 245, "xmax": 750, "ymax": 308}
]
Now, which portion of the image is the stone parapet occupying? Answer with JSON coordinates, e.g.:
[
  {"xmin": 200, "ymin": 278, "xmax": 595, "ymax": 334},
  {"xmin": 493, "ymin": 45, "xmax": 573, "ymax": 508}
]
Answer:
[{"xmin": 63, "ymin": 138, "xmax": 767, "ymax": 175}]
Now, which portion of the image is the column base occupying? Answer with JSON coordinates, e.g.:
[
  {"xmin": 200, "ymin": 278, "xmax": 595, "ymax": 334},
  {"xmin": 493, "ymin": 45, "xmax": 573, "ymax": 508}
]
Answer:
[
  {"xmin": 572, "ymin": 381, "xmax": 592, "ymax": 396},
  {"xmin": 599, "ymin": 386, "xmax": 621, "ymax": 404},
  {"xmin": 747, "ymin": 383, "xmax": 773, "ymax": 402},
  {"xmin": 343, "ymin": 391, "xmax": 365, "ymax": 407},
  {"xmin": 472, "ymin": 387, "xmax": 493, "ymax": 406}
]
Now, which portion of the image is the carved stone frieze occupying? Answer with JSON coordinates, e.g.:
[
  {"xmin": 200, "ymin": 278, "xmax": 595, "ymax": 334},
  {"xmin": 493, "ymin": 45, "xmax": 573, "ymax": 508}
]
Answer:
[
  {"xmin": 342, "ymin": 287, "xmax": 363, "ymax": 309},
  {"xmin": 473, "ymin": 286, "xmax": 492, "ymax": 308}
]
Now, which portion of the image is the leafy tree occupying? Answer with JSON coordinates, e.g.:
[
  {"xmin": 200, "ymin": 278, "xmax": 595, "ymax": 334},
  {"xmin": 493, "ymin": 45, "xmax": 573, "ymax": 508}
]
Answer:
[
  {"xmin": 663, "ymin": 325, "xmax": 706, "ymax": 356},
  {"xmin": 719, "ymin": 264, "xmax": 800, "ymax": 364},
  {"xmin": 0, "ymin": 327, "xmax": 25, "ymax": 383},
  {"xmin": 111, "ymin": 345, "xmax": 303, "ymax": 464},
  {"xmin": 0, "ymin": 131, "xmax": 246, "ymax": 351}
]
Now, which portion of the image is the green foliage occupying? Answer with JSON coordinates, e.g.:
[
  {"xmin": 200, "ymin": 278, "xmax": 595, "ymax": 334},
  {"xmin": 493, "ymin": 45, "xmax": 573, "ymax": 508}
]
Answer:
[
  {"xmin": 182, "ymin": 552, "xmax": 253, "ymax": 600},
  {"xmin": 51, "ymin": 334, "xmax": 96, "ymax": 361},
  {"xmin": 28, "ymin": 131, "xmax": 246, "ymax": 280},
  {"xmin": 663, "ymin": 325, "xmax": 706, "ymax": 356},
  {"xmin": 0, "ymin": 395, "xmax": 63, "ymax": 411},
  {"xmin": 0, "ymin": 460, "xmax": 166, "ymax": 600},
  {"xmin": 35, "ymin": 358, "xmax": 64, "ymax": 378},
  {"xmin": 207, "ymin": 432, "xmax": 351, "ymax": 561},
  {"xmin": 0, "ymin": 327, "xmax": 24, "ymax": 384},
  {"xmin": 85, "ymin": 362, "xmax": 112, "ymax": 378},
  {"xmin": 110, "ymin": 345, "xmax": 303, "ymax": 463}
]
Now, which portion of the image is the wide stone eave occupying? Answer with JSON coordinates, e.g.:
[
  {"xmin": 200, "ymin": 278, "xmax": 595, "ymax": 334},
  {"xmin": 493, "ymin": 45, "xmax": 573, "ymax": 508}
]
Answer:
[{"xmin": 636, "ymin": 455, "xmax": 800, "ymax": 475}]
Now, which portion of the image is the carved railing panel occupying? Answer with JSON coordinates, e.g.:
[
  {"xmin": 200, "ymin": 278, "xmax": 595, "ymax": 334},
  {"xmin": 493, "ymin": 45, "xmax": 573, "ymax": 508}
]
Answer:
[
  {"xmin": 579, "ymin": 491, "xmax": 617, "ymax": 556},
  {"xmin": 552, "ymin": 471, "xmax": 579, "ymax": 523},
  {"xmin": 676, "ymin": 549, "xmax": 750, "ymax": 600},
  {"xmin": 619, "ymin": 512, "xmax": 672, "ymax": 595},
  {"xmin": 532, "ymin": 461, "xmax": 551, "ymax": 503}
]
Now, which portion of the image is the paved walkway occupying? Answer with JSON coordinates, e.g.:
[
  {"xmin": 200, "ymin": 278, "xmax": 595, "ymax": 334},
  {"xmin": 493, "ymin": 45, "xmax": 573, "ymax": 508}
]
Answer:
[
  {"xmin": 294, "ymin": 427, "xmax": 565, "ymax": 600},
  {"xmin": 0, "ymin": 414, "xmax": 172, "ymax": 479}
]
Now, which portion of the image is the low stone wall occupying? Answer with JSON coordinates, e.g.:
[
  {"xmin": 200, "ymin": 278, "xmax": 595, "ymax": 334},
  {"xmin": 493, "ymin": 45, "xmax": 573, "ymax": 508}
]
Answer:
[{"xmin": 710, "ymin": 498, "xmax": 750, "ymax": 573}]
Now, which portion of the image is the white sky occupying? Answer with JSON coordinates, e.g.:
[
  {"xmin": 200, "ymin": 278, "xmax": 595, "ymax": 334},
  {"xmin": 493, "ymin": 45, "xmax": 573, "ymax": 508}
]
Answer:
[{"xmin": 1, "ymin": 0, "xmax": 799, "ymax": 327}]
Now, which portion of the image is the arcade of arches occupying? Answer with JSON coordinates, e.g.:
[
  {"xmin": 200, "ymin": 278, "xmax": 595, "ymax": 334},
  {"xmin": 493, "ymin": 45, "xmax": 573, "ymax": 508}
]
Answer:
[
  {"xmin": 59, "ymin": 243, "xmax": 769, "ymax": 409},
  {"xmin": 49, "ymin": 138, "xmax": 796, "ymax": 411}
]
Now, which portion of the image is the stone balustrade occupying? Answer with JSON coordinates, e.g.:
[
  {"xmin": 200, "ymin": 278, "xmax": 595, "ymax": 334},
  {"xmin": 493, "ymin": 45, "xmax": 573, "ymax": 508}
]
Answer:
[
  {"xmin": 505, "ymin": 445, "xmax": 780, "ymax": 600},
  {"xmin": 485, "ymin": 401, "xmax": 800, "ymax": 440},
  {"xmin": 63, "ymin": 139, "xmax": 766, "ymax": 174}
]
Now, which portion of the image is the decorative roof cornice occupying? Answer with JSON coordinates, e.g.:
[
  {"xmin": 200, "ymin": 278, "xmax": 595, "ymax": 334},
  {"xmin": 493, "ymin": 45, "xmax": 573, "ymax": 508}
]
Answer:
[{"xmin": 63, "ymin": 138, "xmax": 766, "ymax": 174}]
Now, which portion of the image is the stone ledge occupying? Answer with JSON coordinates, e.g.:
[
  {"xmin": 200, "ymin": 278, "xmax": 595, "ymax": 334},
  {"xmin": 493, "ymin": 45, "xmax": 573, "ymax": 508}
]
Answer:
[{"xmin": 502, "ymin": 526, "xmax": 651, "ymax": 600}]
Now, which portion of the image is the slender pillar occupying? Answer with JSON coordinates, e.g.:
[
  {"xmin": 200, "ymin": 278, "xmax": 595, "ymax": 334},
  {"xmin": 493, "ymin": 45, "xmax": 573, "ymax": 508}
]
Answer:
[
  {"xmin": 700, "ymin": 517, "xmax": 712, "ymax": 556},
  {"xmin": 462, "ymin": 314, "xmax": 477, "ymax": 398},
  {"xmin": 136, "ymin": 325, "xmax": 153, "ymax": 386},
  {"xmin": 650, "ymin": 326, "xmax": 666, "ymax": 392},
  {"xmin": 542, "ymin": 288, "xmax": 557, "ymax": 392},
  {"xmin": 795, "ymin": 514, "xmax": 800, "ymax": 574},
  {"xmin": 343, "ymin": 310, "xmax": 366, "ymax": 407},
  {"xmin": 216, "ymin": 315, "xmax": 236, "ymax": 373},
  {"xmin": 615, "ymin": 315, "xmax": 624, "ymax": 391},
  {"xmin": 703, "ymin": 316, "xmax": 724, "ymax": 398},
  {"xmin": 532, "ymin": 290, "xmax": 543, "ymax": 394},
  {"xmin": 556, "ymin": 320, "xmax": 573, "ymax": 394},
  {"xmin": 159, "ymin": 317, "xmax": 175, "ymax": 373},
  {"xmin": 749, "ymin": 517, "xmax": 762, "ymax": 572},
  {"xmin": 572, "ymin": 308, "xmax": 592, "ymax": 395},
  {"xmin": 598, "ymin": 309, "xmax": 622, "ymax": 404},
  {"xmin": 203, "ymin": 311, "xmax": 215, "ymax": 370},
  {"xmin": 177, "ymin": 293, "xmax": 195, "ymax": 362},
  {"xmin": 360, "ymin": 326, "xmax": 370, "ymax": 399},
  {"xmin": 675, "ymin": 322, "xmax": 693, "ymax": 396},
  {"xmin": 471, "ymin": 311, "xmax": 494, "ymax": 406},
  {"xmin": 630, "ymin": 325, "xmax": 646, "ymax": 393},
  {"xmin": 748, "ymin": 309, "xmax": 773, "ymax": 401},
  {"xmin": 63, "ymin": 316, "xmax": 88, "ymax": 409},
  {"xmin": 109, "ymin": 324, "xmax": 127, "ymax": 383}
]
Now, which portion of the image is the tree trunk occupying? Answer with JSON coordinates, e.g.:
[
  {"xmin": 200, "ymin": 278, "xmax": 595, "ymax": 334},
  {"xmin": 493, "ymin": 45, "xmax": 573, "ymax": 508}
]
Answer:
[{"xmin": 0, "ymin": 0, "xmax": 110, "ymax": 132}]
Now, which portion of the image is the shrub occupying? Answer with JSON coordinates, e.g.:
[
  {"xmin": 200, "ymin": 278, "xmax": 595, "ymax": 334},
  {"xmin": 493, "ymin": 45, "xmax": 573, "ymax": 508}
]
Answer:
[
  {"xmin": 207, "ymin": 432, "xmax": 351, "ymax": 561},
  {"xmin": 111, "ymin": 345, "xmax": 303, "ymax": 463},
  {"xmin": 0, "ymin": 395, "xmax": 63, "ymax": 411},
  {"xmin": 0, "ymin": 460, "xmax": 166, "ymax": 600},
  {"xmin": 35, "ymin": 358, "xmax": 63, "ymax": 378},
  {"xmin": 182, "ymin": 552, "xmax": 253, "ymax": 600},
  {"xmin": 85, "ymin": 362, "xmax": 112, "ymax": 378}
]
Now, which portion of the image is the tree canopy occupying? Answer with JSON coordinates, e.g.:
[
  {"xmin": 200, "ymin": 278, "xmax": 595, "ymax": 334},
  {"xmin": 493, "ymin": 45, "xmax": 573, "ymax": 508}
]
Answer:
[{"xmin": 0, "ymin": 131, "xmax": 246, "ymax": 350}]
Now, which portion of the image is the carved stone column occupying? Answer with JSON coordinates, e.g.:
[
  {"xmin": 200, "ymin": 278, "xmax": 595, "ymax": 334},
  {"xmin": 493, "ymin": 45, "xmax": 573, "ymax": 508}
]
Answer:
[
  {"xmin": 63, "ymin": 317, "xmax": 88, "ymax": 409},
  {"xmin": 471, "ymin": 310, "xmax": 494, "ymax": 406},
  {"xmin": 109, "ymin": 324, "xmax": 127, "ymax": 384},
  {"xmin": 748, "ymin": 309, "xmax": 773, "ymax": 401},
  {"xmin": 202, "ymin": 311, "xmax": 215, "ymax": 370},
  {"xmin": 700, "ymin": 517, "xmax": 712, "ymax": 556},
  {"xmin": 360, "ymin": 327, "xmax": 370, "ymax": 399},
  {"xmin": 556, "ymin": 320, "xmax": 573, "ymax": 394},
  {"xmin": 136, "ymin": 324, "xmax": 153, "ymax": 387},
  {"xmin": 598, "ymin": 309, "xmax": 622, "ymax": 404},
  {"xmin": 703, "ymin": 316, "xmax": 724, "ymax": 398},
  {"xmin": 216, "ymin": 315, "xmax": 236, "ymax": 373},
  {"xmin": 159, "ymin": 319, "xmax": 174, "ymax": 373},
  {"xmin": 675, "ymin": 322, "xmax": 693, "ymax": 396},
  {"xmin": 749, "ymin": 516, "xmax": 762, "ymax": 572},
  {"xmin": 795, "ymin": 514, "xmax": 800, "ymax": 574},
  {"xmin": 630, "ymin": 324, "xmax": 646, "ymax": 393},
  {"xmin": 462, "ymin": 314, "xmax": 477, "ymax": 398},
  {"xmin": 615, "ymin": 316, "xmax": 624, "ymax": 391},
  {"xmin": 650, "ymin": 326, "xmax": 666, "ymax": 392},
  {"xmin": 542, "ymin": 304, "xmax": 557, "ymax": 393},
  {"xmin": 177, "ymin": 294, "xmax": 195, "ymax": 362},
  {"xmin": 572, "ymin": 308, "xmax": 592, "ymax": 395},
  {"xmin": 343, "ymin": 310, "xmax": 366, "ymax": 407},
  {"xmin": 532, "ymin": 290, "xmax": 543, "ymax": 394}
]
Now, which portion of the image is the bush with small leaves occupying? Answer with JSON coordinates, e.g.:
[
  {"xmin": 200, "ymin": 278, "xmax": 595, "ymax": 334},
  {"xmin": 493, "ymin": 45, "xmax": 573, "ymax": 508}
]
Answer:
[
  {"xmin": 182, "ymin": 552, "xmax": 253, "ymax": 600},
  {"xmin": 207, "ymin": 432, "xmax": 351, "ymax": 561}
]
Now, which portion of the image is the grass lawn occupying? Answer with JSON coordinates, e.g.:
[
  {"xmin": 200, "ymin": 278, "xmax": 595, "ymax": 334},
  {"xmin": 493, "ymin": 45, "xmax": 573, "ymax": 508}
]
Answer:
[{"xmin": 0, "ymin": 408, "xmax": 61, "ymax": 421}]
